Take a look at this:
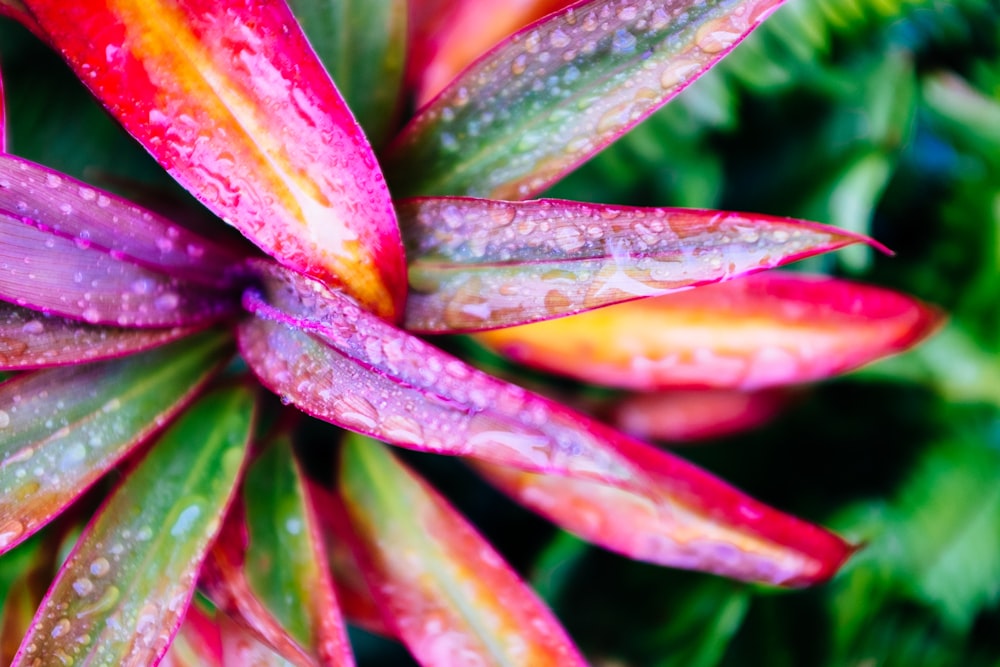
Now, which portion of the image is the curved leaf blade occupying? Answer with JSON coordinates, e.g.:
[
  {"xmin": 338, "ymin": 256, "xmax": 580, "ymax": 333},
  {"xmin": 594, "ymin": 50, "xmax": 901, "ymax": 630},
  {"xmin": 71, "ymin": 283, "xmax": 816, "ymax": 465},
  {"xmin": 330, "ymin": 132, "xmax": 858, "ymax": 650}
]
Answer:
[
  {"xmin": 21, "ymin": 0, "xmax": 407, "ymax": 319},
  {"xmin": 219, "ymin": 614, "xmax": 296, "ymax": 667},
  {"xmin": 386, "ymin": 0, "xmax": 786, "ymax": 198},
  {"xmin": 238, "ymin": 264, "xmax": 852, "ymax": 585},
  {"xmin": 340, "ymin": 436, "xmax": 588, "ymax": 667},
  {"xmin": 12, "ymin": 384, "xmax": 254, "ymax": 667},
  {"xmin": 162, "ymin": 603, "xmax": 223, "ymax": 667},
  {"xmin": 400, "ymin": 197, "xmax": 883, "ymax": 331},
  {"xmin": 0, "ymin": 330, "xmax": 232, "ymax": 556},
  {"xmin": 203, "ymin": 438, "xmax": 354, "ymax": 667},
  {"xmin": 475, "ymin": 272, "xmax": 944, "ymax": 390},
  {"xmin": 0, "ymin": 302, "xmax": 194, "ymax": 369}
]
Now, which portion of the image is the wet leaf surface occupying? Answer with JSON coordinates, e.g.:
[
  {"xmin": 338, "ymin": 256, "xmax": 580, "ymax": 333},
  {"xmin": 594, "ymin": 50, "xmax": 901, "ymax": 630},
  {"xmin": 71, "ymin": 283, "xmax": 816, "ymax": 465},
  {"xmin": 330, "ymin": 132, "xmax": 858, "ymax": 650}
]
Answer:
[
  {"xmin": 0, "ymin": 330, "xmax": 232, "ymax": 556},
  {"xmin": 12, "ymin": 384, "xmax": 254, "ymax": 666},
  {"xmin": 400, "ymin": 197, "xmax": 883, "ymax": 331},
  {"xmin": 475, "ymin": 272, "xmax": 944, "ymax": 390},
  {"xmin": 386, "ymin": 0, "xmax": 786, "ymax": 198},
  {"xmin": 21, "ymin": 0, "xmax": 406, "ymax": 319}
]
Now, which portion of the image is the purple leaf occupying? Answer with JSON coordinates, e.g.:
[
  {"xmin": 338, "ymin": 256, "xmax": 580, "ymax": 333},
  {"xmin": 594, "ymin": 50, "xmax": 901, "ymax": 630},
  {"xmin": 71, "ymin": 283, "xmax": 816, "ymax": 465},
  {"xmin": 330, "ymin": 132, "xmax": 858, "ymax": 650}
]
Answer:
[
  {"xmin": 238, "ymin": 263, "xmax": 853, "ymax": 585},
  {"xmin": 399, "ymin": 196, "xmax": 885, "ymax": 331},
  {"xmin": 0, "ymin": 330, "xmax": 232, "ymax": 556},
  {"xmin": 12, "ymin": 385, "xmax": 254, "ymax": 667},
  {"xmin": 0, "ymin": 155, "xmax": 248, "ymax": 288},
  {"xmin": 0, "ymin": 301, "xmax": 195, "ymax": 369}
]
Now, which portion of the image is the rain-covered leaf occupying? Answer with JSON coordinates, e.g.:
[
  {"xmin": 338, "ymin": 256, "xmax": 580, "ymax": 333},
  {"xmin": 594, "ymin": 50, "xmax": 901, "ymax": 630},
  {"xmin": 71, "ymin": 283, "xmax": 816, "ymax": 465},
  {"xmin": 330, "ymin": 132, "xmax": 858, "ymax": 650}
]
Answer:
[
  {"xmin": 20, "ymin": 0, "xmax": 407, "ymax": 319},
  {"xmin": 472, "ymin": 455, "xmax": 853, "ymax": 585},
  {"xmin": 340, "ymin": 435, "xmax": 588, "ymax": 667},
  {"xmin": 400, "ymin": 197, "xmax": 882, "ymax": 331},
  {"xmin": 0, "ymin": 301, "xmax": 195, "ymax": 369},
  {"xmin": 239, "ymin": 263, "xmax": 853, "ymax": 585},
  {"xmin": 288, "ymin": 0, "xmax": 407, "ymax": 149},
  {"xmin": 611, "ymin": 388, "xmax": 789, "ymax": 442},
  {"xmin": 203, "ymin": 437, "xmax": 353, "ymax": 667},
  {"xmin": 408, "ymin": 0, "xmax": 574, "ymax": 105},
  {"xmin": 12, "ymin": 384, "xmax": 254, "ymax": 667},
  {"xmin": 385, "ymin": 0, "xmax": 786, "ymax": 198},
  {"xmin": 475, "ymin": 271, "xmax": 943, "ymax": 390},
  {"xmin": 0, "ymin": 330, "xmax": 232, "ymax": 556}
]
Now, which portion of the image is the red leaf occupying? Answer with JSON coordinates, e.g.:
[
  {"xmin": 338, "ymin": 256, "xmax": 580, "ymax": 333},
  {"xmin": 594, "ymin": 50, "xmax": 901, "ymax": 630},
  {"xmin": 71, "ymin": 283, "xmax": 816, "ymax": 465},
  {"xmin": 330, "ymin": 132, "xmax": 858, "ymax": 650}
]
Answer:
[
  {"xmin": 610, "ymin": 388, "xmax": 791, "ymax": 443},
  {"xmin": 238, "ymin": 263, "xmax": 853, "ymax": 585},
  {"xmin": 475, "ymin": 272, "xmax": 944, "ymax": 390},
  {"xmin": 20, "ymin": 0, "xmax": 407, "ymax": 320}
]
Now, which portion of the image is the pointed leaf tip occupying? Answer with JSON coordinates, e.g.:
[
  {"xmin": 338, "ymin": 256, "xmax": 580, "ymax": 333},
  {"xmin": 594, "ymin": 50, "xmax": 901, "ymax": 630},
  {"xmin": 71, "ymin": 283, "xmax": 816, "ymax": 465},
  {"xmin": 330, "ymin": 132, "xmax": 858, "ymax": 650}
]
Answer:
[
  {"xmin": 400, "ymin": 197, "xmax": 883, "ymax": 332},
  {"xmin": 22, "ymin": 0, "xmax": 406, "ymax": 320},
  {"xmin": 386, "ymin": 0, "xmax": 788, "ymax": 198},
  {"xmin": 475, "ymin": 272, "xmax": 944, "ymax": 390}
]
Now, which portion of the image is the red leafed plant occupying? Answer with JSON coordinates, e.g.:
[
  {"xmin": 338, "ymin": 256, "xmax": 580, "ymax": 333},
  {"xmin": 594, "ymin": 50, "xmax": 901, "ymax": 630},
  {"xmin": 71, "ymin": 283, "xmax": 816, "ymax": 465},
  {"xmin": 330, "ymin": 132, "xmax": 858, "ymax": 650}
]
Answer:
[{"xmin": 0, "ymin": 1, "xmax": 940, "ymax": 665}]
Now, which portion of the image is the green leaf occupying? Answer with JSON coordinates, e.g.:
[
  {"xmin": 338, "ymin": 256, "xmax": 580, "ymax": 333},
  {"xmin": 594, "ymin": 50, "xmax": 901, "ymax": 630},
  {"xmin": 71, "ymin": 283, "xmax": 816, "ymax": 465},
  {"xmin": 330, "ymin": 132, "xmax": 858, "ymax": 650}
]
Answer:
[
  {"xmin": 385, "ymin": 0, "xmax": 787, "ymax": 198},
  {"xmin": 0, "ymin": 330, "xmax": 232, "ymax": 556},
  {"xmin": 12, "ymin": 384, "xmax": 254, "ymax": 666},
  {"xmin": 288, "ymin": 0, "xmax": 407, "ymax": 149},
  {"xmin": 242, "ymin": 438, "xmax": 353, "ymax": 665}
]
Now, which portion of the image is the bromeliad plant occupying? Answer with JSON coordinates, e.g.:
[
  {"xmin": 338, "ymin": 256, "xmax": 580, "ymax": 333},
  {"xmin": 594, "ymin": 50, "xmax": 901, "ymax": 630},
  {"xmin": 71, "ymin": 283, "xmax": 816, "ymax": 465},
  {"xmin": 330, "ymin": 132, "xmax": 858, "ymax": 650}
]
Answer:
[{"xmin": 0, "ymin": 0, "xmax": 941, "ymax": 665}]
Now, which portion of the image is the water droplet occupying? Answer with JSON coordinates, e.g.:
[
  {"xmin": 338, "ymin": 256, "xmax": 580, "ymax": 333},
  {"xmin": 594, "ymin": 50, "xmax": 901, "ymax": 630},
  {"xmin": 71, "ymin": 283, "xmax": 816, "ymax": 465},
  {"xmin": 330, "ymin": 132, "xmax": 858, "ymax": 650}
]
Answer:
[
  {"xmin": 170, "ymin": 504, "xmax": 202, "ymax": 537},
  {"xmin": 89, "ymin": 557, "xmax": 110, "ymax": 577},
  {"xmin": 72, "ymin": 578, "xmax": 94, "ymax": 596},
  {"xmin": 50, "ymin": 617, "xmax": 71, "ymax": 638},
  {"xmin": 75, "ymin": 585, "xmax": 119, "ymax": 618},
  {"xmin": 611, "ymin": 29, "xmax": 637, "ymax": 54},
  {"xmin": 81, "ymin": 308, "xmax": 101, "ymax": 324},
  {"xmin": 135, "ymin": 526, "xmax": 153, "ymax": 542},
  {"xmin": 59, "ymin": 203, "xmax": 73, "ymax": 215},
  {"xmin": 0, "ymin": 520, "xmax": 25, "ymax": 549},
  {"xmin": 285, "ymin": 517, "xmax": 302, "ymax": 535},
  {"xmin": 0, "ymin": 410, "xmax": 9, "ymax": 428},
  {"xmin": 154, "ymin": 292, "xmax": 180, "ymax": 312}
]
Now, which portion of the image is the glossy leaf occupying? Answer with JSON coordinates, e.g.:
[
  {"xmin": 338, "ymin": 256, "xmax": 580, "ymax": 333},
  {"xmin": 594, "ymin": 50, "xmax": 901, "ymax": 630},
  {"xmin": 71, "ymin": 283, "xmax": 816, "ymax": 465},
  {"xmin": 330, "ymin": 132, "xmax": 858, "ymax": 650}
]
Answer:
[
  {"xmin": 239, "ymin": 263, "xmax": 853, "ymax": 585},
  {"xmin": 475, "ymin": 271, "xmax": 944, "ymax": 390},
  {"xmin": 0, "ymin": 301, "xmax": 195, "ymax": 369},
  {"xmin": 473, "ymin": 456, "xmax": 854, "ymax": 583},
  {"xmin": 408, "ymin": 0, "xmax": 574, "ymax": 105},
  {"xmin": 162, "ymin": 603, "xmax": 223, "ymax": 667},
  {"xmin": 204, "ymin": 437, "xmax": 353, "ymax": 667},
  {"xmin": 21, "ymin": 0, "xmax": 407, "ymax": 320},
  {"xmin": 400, "ymin": 197, "xmax": 884, "ymax": 331},
  {"xmin": 386, "ymin": 0, "xmax": 786, "ymax": 198},
  {"xmin": 288, "ymin": 0, "xmax": 407, "ymax": 149},
  {"xmin": 12, "ymin": 385, "xmax": 254, "ymax": 667},
  {"xmin": 0, "ymin": 330, "xmax": 232, "ymax": 556},
  {"xmin": 611, "ymin": 388, "xmax": 790, "ymax": 442},
  {"xmin": 340, "ymin": 436, "xmax": 588, "ymax": 667}
]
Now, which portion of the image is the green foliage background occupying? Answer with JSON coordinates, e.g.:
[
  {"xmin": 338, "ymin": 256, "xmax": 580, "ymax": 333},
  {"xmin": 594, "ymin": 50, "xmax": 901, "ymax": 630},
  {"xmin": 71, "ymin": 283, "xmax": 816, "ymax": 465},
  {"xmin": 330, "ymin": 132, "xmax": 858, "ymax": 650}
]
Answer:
[{"xmin": 2, "ymin": 0, "xmax": 1000, "ymax": 664}]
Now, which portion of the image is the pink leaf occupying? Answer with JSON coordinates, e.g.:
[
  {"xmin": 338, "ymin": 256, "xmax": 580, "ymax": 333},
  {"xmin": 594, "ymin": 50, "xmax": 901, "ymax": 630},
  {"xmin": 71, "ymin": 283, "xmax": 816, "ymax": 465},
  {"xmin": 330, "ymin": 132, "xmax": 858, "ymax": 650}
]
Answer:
[
  {"xmin": 475, "ymin": 271, "xmax": 944, "ymax": 390},
  {"xmin": 400, "ymin": 196, "xmax": 885, "ymax": 331},
  {"xmin": 238, "ymin": 263, "xmax": 853, "ymax": 585},
  {"xmin": 610, "ymin": 388, "xmax": 791, "ymax": 443},
  {"xmin": 20, "ymin": 0, "xmax": 406, "ymax": 320},
  {"xmin": 340, "ymin": 436, "xmax": 588, "ymax": 667},
  {"xmin": 0, "ymin": 301, "xmax": 195, "ymax": 369},
  {"xmin": 161, "ymin": 604, "xmax": 223, "ymax": 667}
]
